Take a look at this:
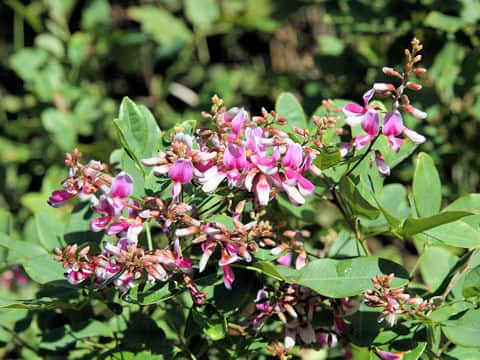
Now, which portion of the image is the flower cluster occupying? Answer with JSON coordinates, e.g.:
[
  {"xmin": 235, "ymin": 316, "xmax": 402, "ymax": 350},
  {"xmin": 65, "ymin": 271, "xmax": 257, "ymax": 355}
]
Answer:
[
  {"xmin": 55, "ymin": 243, "xmax": 201, "ymax": 298},
  {"xmin": 175, "ymin": 200, "xmax": 275, "ymax": 289},
  {"xmin": 251, "ymin": 285, "xmax": 359, "ymax": 354},
  {"xmin": 342, "ymin": 38, "xmax": 427, "ymax": 176},
  {"xmin": 364, "ymin": 274, "xmax": 434, "ymax": 328},
  {"xmin": 143, "ymin": 102, "xmax": 320, "ymax": 207}
]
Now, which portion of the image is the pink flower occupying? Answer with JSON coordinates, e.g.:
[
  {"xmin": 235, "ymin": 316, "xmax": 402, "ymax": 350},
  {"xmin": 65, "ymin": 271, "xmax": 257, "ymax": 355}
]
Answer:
[
  {"xmin": 353, "ymin": 110, "xmax": 379, "ymax": 150},
  {"xmin": 342, "ymin": 88, "xmax": 375, "ymax": 126},
  {"xmin": 169, "ymin": 159, "xmax": 194, "ymax": 200},
  {"xmin": 382, "ymin": 111, "xmax": 404, "ymax": 153},
  {"xmin": 110, "ymin": 172, "xmax": 133, "ymax": 198},
  {"xmin": 48, "ymin": 190, "xmax": 75, "ymax": 207}
]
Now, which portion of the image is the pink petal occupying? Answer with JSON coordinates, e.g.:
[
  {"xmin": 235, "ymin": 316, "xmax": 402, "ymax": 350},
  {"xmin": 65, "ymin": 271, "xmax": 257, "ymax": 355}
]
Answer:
[
  {"xmin": 343, "ymin": 102, "xmax": 364, "ymax": 114},
  {"xmin": 106, "ymin": 221, "xmax": 130, "ymax": 235},
  {"xmin": 231, "ymin": 108, "xmax": 247, "ymax": 135},
  {"xmin": 224, "ymin": 144, "xmax": 247, "ymax": 169},
  {"xmin": 403, "ymin": 128, "xmax": 426, "ymax": 144},
  {"xmin": 376, "ymin": 349, "xmax": 404, "ymax": 360},
  {"xmin": 201, "ymin": 167, "xmax": 226, "ymax": 193},
  {"xmin": 255, "ymin": 174, "xmax": 271, "ymax": 206},
  {"xmin": 277, "ymin": 251, "xmax": 292, "ymax": 267},
  {"xmin": 363, "ymin": 88, "xmax": 375, "ymax": 105},
  {"xmin": 110, "ymin": 172, "xmax": 134, "ymax": 198},
  {"xmin": 282, "ymin": 183, "xmax": 305, "ymax": 205},
  {"xmin": 199, "ymin": 241, "xmax": 217, "ymax": 272},
  {"xmin": 361, "ymin": 110, "xmax": 379, "ymax": 136},
  {"xmin": 282, "ymin": 143, "xmax": 303, "ymax": 169},
  {"xmin": 388, "ymin": 136, "xmax": 404, "ymax": 153},
  {"xmin": 48, "ymin": 190, "xmax": 74, "ymax": 207},
  {"xmin": 223, "ymin": 265, "xmax": 235, "ymax": 290},
  {"xmin": 297, "ymin": 176, "xmax": 314, "ymax": 196},
  {"xmin": 375, "ymin": 152, "xmax": 390, "ymax": 177},
  {"xmin": 172, "ymin": 182, "xmax": 182, "ymax": 200},
  {"xmin": 344, "ymin": 114, "xmax": 365, "ymax": 127},
  {"xmin": 382, "ymin": 111, "xmax": 404, "ymax": 136},
  {"xmin": 295, "ymin": 250, "xmax": 307, "ymax": 269},
  {"xmin": 353, "ymin": 134, "xmax": 373, "ymax": 150},
  {"xmin": 90, "ymin": 216, "xmax": 112, "ymax": 232},
  {"xmin": 168, "ymin": 159, "xmax": 194, "ymax": 184}
]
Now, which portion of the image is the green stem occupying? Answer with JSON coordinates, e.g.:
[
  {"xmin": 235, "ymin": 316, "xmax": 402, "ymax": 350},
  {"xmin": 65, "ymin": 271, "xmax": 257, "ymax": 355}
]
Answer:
[
  {"xmin": 145, "ymin": 221, "xmax": 153, "ymax": 251},
  {"xmin": 409, "ymin": 243, "xmax": 428, "ymax": 279},
  {"xmin": 13, "ymin": 10, "xmax": 24, "ymax": 51},
  {"xmin": 440, "ymin": 248, "xmax": 479, "ymax": 301},
  {"xmin": 343, "ymin": 135, "xmax": 379, "ymax": 179}
]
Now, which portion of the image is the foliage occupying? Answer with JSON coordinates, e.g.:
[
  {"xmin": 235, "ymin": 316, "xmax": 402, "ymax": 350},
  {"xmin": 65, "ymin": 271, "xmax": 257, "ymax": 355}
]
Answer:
[{"xmin": 1, "ymin": 1, "xmax": 480, "ymax": 359}]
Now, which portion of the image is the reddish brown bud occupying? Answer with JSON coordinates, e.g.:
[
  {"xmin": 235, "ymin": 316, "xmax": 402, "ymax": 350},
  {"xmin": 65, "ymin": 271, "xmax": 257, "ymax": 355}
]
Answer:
[
  {"xmin": 414, "ymin": 67, "xmax": 427, "ymax": 73},
  {"xmin": 406, "ymin": 82, "xmax": 422, "ymax": 91}
]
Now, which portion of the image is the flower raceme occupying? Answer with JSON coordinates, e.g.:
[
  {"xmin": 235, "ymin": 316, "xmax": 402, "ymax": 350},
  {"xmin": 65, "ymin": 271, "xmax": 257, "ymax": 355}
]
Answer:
[{"xmin": 142, "ymin": 107, "xmax": 320, "ymax": 207}]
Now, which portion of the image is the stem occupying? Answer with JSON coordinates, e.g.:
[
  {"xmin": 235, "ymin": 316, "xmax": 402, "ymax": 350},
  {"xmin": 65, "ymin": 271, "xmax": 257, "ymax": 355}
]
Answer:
[
  {"xmin": 343, "ymin": 135, "xmax": 379, "ymax": 179},
  {"xmin": 0, "ymin": 324, "xmax": 36, "ymax": 352},
  {"xmin": 440, "ymin": 248, "xmax": 479, "ymax": 301},
  {"xmin": 13, "ymin": 10, "xmax": 24, "ymax": 51},
  {"xmin": 332, "ymin": 188, "xmax": 371, "ymax": 256},
  {"xmin": 409, "ymin": 243, "xmax": 428, "ymax": 279},
  {"xmin": 145, "ymin": 221, "xmax": 153, "ymax": 251}
]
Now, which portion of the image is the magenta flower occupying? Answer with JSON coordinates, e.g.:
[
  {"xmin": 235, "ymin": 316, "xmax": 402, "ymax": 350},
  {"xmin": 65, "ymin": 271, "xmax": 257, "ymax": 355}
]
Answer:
[
  {"xmin": 48, "ymin": 189, "xmax": 75, "ymax": 207},
  {"xmin": 110, "ymin": 172, "xmax": 134, "ymax": 198},
  {"xmin": 382, "ymin": 111, "xmax": 404, "ymax": 152},
  {"xmin": 342, "ymin": 88, "xmax": 375, "ymax": 126},
  {"xmin": 169, "ymin": 159, "xmax": 194, "ymax": 200},
  {"xmin": 353, "ymin": 110, "xmax": 379, "ymax": 150}
]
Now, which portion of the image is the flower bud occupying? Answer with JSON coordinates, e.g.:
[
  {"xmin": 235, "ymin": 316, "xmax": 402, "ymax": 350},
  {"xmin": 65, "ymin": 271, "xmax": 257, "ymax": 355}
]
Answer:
[{"xmin": 406, "ymin": 82, "xmax": 422, "ymax": 91}]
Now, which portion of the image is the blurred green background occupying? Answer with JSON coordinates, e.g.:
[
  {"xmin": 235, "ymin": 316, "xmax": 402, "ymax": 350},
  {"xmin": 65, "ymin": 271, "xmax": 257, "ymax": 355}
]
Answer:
[{"xmin": 1, "ymin": 0, "xmax": 480, "ymax": 238}]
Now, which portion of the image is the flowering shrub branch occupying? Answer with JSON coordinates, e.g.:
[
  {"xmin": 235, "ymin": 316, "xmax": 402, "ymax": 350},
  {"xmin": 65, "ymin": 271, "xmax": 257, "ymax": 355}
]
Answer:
[{"xmin": 2, "ymin": 38, "xmax": 479, "ymax": 359}]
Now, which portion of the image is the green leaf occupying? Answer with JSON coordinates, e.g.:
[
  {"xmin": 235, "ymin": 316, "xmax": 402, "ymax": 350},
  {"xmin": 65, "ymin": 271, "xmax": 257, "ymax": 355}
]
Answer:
[
  {"xmin": 114, "ymin": 97, "xmax": 162, "ymax": 177},
  {"xmin": 401, "ymin": 211, "xmax": 472, "ymax": 238},
  {"xmin": 429, "ymin": 42, "xmax": 466, "ymax": 101},
  {"xmin": 41, "ymin": 108, "xmax": 76, "ymax": 151},
  {"xmin": 295, "ymin": 257, "xmax": 409, "ymax": 298},
  {"xmin": 416, "ymin": 220, "xmax": 480, "ymax": 248},
  {"xmin": 249, "ymin": 261, "xmax": 298, "ymax": 281},
  {"xmin": 35, "ymin": 212, "xmax": 65, "ymax": 251},
  {"xmin": 35, "ymin": 33, "xmax": 64, "ymax": 58},
  {"xmin": 442, "ymin": 308, "xmax": 480, "ymax": 347},
  {"xmin": 425, "ymin": 11, "xmax": 469, "ymax": 32},
  {"xmin": 275, "ymin": 92, "xmax": 307, "ymax": 130},
  {"xmin": 129, "ymin": 6, "xmax": 192, "ymax": 45},
  {"xmin": 0, "ymin": 234, "xmax": 47, "ymax": 258},
  {"xmin": 447, "ymin": 346, "xmax": 480, "ymax": 360},
  {"xmin": 463, "ymin": 265, "xmax": 480, "ymax": 297},
  {"xmin": 317, "ymin": 35, "xmax": 344, "ymax": 56},
  {"xmin": 125, "ymin": 282, "xmax": 177, "ymax": 305},
  {"xmin": 339, "ymin": 177, "xmax": 380, "ymax": 220},
  {"xmin": 430, "ymin": 301, "xmax": 475, "ymax": 323},
  {"xmin": 184, "ymin": 0, "xmax": 220, "ymax": 30},
  {"xmin": 443, "ymin": 193, "xmax": 480, "ymax": 227},
  {"xmin": 313, "ymin": 146, "xmax": 342, "ymax": 170},
  {"xmin": 413, "ymin": 152, "xmax": 441, "ymax": 217},
  {"xmin": 81, "ymin": 0, "xmax": 111, "ymax": 30},
  {"xmin": 68, "ymin": 32, "xmax": 93, "ymax": 66},
  {"xmin": 419, "ymin": 247, "xmax": 458, "ymax": 289}
]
